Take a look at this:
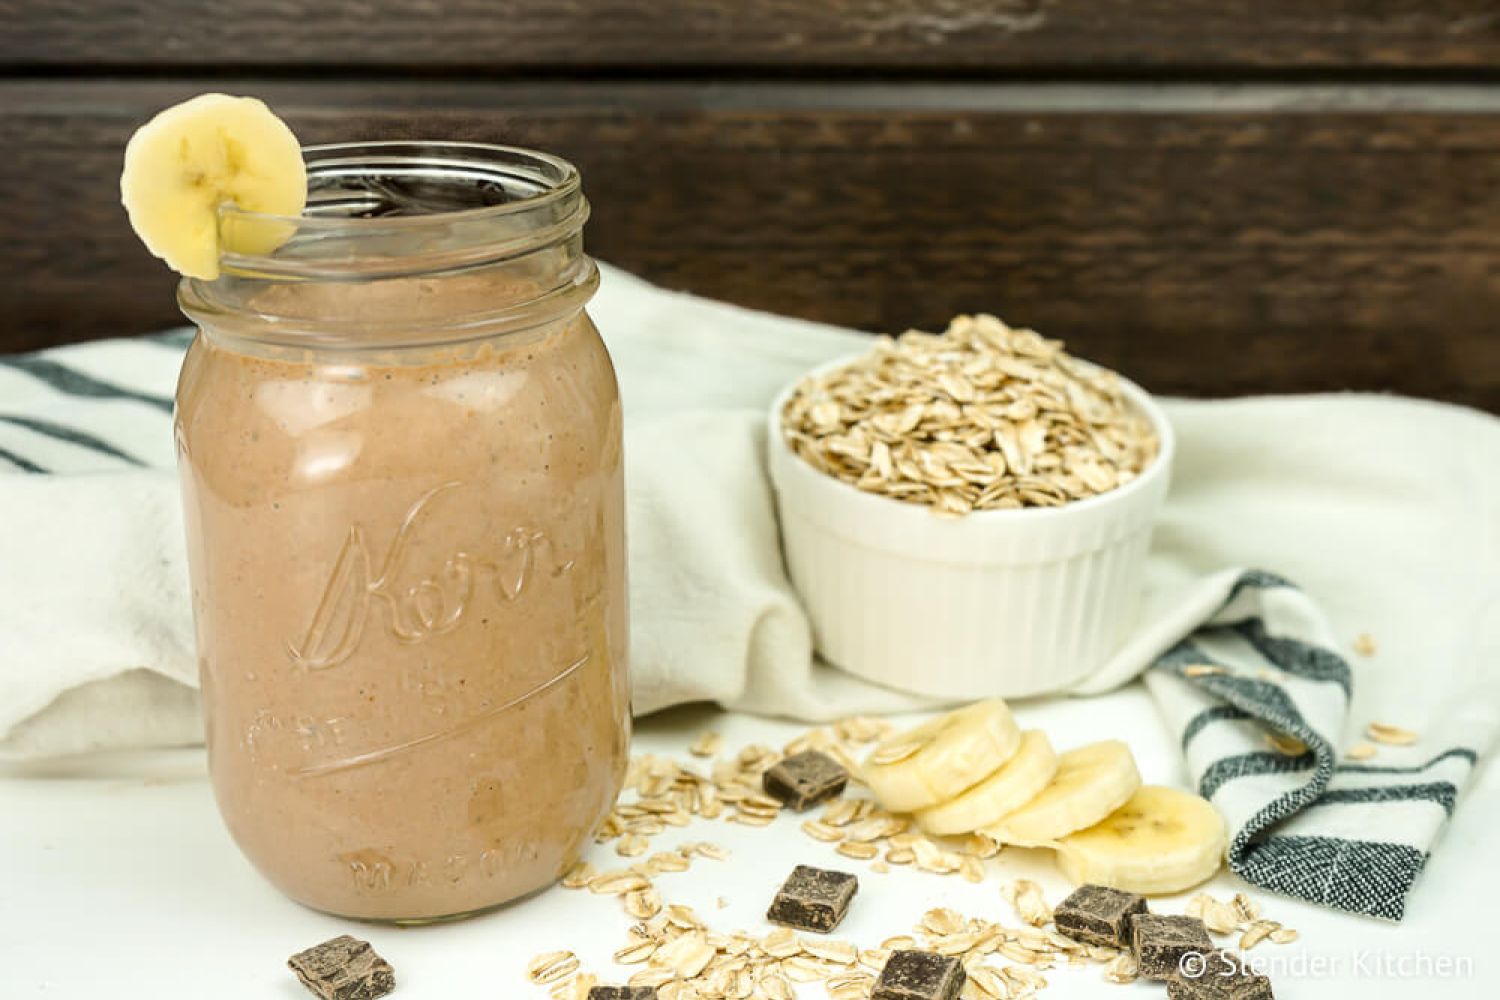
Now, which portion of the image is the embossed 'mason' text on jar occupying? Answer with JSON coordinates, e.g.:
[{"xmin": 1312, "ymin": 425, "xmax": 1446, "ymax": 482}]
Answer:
[{"xmin": 175, "ymin": 143, "xmax": 629, "ymax": 922}]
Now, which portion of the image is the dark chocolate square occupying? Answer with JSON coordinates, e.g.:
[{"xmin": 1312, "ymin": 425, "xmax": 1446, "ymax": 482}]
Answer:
[
  {"xmin": 766, "ymin": 864, "xmax": 858, "ymax": 933},
  {"xmin": 872, "ymin": 950, "xmax": 966, "ymax": 1000},
  {"xmin": 287, "ymin": 935, "xmax": 395, "ymax": 1000},
  {"xmin": 762, "ymin": 750, "xmax": 849, "ymax": 810},
  {"xmin": 1131, "ymin": 913, "xmax": 1214, "ymax": 981},
  {"xmin": 1167, "ymin": 950, "xmax": 1274, "ymax": 999},
  {"xmin": 587, "ymin": 988, "xmax": 658, "ymax": 1000},
  {"xmin": 1053, "ymin": 884, "xmax": 1149, "ymax": 948}
]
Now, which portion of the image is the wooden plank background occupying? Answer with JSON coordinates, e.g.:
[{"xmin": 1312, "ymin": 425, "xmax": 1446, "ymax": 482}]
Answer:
[
  {"xmin": 3, "ymin": 2, "xmax": 1499, "ymax": 408},
  {"xmin": 6, "ymin": 1, "xmax": 1500, "ymax": 70}
]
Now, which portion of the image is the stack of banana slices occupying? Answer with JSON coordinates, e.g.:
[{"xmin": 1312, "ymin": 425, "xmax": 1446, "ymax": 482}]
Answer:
[{"xmin": 862, "ymin": 700, "xmax": 1228, "ymax": 895}]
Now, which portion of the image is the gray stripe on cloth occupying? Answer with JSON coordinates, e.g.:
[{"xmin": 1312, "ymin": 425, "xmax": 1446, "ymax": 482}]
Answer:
[
  {"xmin": 0, "ymin": 415, "xmax": 145, "ymax": 467},
  {"xmin": 1310, "ymin": 782, "xmax": 1459, "ymax": 817},
  {"xmin": 1199, "ymin": 750, "xmax": 1318, "ymax": 800},
  {"xmin": 0, "ymin": 356, "xmax": 173, "ymax": 413},
  {"xmin": 1231, "ymin": 618, "xmax": 1353, "ymax": 697},
  {"xmin": 1225, "ymin": 569, "xmax": 1296, "ymax": 602},
  {"xmin": 0, "ymin": 445, "xmax": 47, "ymax": 473},
  {"xmin": 1336, "ymin": 747, "xmax": 1478, "ymax": 775},
  {"xmin": 1181, "ymin": 704, "xmax": 1252, "ymax": 749}
]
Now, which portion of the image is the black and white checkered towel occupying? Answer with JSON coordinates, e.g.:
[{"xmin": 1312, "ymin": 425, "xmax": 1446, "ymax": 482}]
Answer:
[{"xmin": 1145, "ymin": 569, "xmax": 1496, "ymax": 921}]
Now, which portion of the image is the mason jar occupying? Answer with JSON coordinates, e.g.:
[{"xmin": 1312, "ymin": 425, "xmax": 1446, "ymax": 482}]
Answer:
[{"xmin": 174, "ymin": 143, "xmax": 629, "ymax": 921}]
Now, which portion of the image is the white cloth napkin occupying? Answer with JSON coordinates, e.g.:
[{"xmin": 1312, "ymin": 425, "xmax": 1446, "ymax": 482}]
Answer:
[{"xmin": 2, "ymin": 264, "xmax": 1497, "ymax": 760}]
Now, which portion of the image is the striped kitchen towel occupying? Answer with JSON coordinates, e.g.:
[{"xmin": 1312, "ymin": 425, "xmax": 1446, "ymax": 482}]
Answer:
[
  {"xmin": 4, "ymin": 267, "xmax": 1498, "ymax": 919},
  {"xmin": 1145, "ymin": 568, "xmax": 1498, "ymax": 922},
  {"xmin": 0, "ymin": 329, "xmax": 190, "ymax": 474}
]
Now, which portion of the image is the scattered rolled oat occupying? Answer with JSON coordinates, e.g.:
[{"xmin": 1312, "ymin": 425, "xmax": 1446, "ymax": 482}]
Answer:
[
  {"xmin": 836, "ymin": 840, "xmax": 880, "ymax": 861},
  {"xmin": 780, "ymin": 314, "xmax": 1159, "ymax": 516},
  {"xmin": 1236, "ymin": 893, "xmax": 1260, "ymax": 929},
  {"xmin": 538, "ymin": 723, "xmax": 1298, "ymax": 1000},
  {"xmin": 1103, "ymin": 951, "xmax": 1139, "ymax": 984},
  {"xmin": 560, "ymin": 861, "xmax": 596, "ymax": 889},
  {"xmin": 654, "ymin": 931, "xmax": 715, "ymax": 979},
  {"xmin": 688, "ymin": 731, "xmax": 723, "ymax": 758},
  {"xmin": 1264, "ymin": 731, "xmax": 1308, "ymax": 757},
  {"xmin": 623, "ymin": 887, "xmax": 662, "ymax": 920},
  {"xmin": 613, "ymin": 936, "xmax": 657, "ymax": 966},
  {"xmin": 802, "ymin": 820, "xmax": 843, "ymax": 842},
  {"xmin": 1345, "ymin": 742, "xmax": 1378, "ymax": 761},
  {"xmin": 1367, "ymin": 721, "xmax": 1418, "ymax": 746},
  {"xmin": 1187, "ymin": 893, "xmax": 1241, "ymax": 935},
  {"xmin": 1238, "ymin": 920, "xmax": 1280, "ymax": 950},
  {"xmin": 1352, "ymin": 633, "xmax": 1377, "ymax": 657},
  {"xmin": 1182, "ymin": 664, "xmax": 1227, "ymax": 678},
  {"xmin": 682, "ymin": 841, "xmax": 730, "ymax": 861},
  {"xmin": 1005, "ymin": 879, "xmax": 1054, "ymax": 928},
  {"xmin": 528, "ymin": 951, "xmax": 581, "ymax": 986},
  {"xmin": 589, "ymin": 871, "xmax": 650, "ymax": 896},
  {"xmin": 1229, "ymin": 893, "xmax": 1260, "ymax": 925},
  {"xmin": 615, "ymin": 833, "xmax": 649, "ymax": 858}
]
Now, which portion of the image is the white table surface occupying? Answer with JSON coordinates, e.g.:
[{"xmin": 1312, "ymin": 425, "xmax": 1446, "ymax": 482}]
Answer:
[{"xmin": 3, "ymin": 690, "xmax": 1495, "ymax": 999}]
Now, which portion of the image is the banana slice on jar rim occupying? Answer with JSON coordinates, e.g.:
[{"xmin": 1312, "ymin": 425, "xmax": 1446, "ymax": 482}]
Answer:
[
  {"xmin": 860, "ymin": 699, "xmax": 1023, "ymax": 813},
  {"xmin": 120, "ymin": 93, "xmax": 307, "ymax": 280}
]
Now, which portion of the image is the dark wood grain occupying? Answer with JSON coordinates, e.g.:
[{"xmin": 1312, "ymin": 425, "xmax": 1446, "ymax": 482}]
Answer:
[
  {"xmin": 3, "ymin": 1, "xmax": 1500, "ymax": 72},
  {"xmin": 6, "ymin": 80, "xmax": 1500, "ymax": 407}
]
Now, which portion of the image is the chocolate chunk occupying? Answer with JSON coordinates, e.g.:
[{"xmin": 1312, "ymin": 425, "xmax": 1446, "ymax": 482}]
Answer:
[
  {"xmin": 766, "ymin": 864, "xmax": 858, "ymax": 933},
  {"xmin": 872, "ymin": 950, "xmax": 966, "ymax": 1000},
  {"xmin": 287, "ymin": 935, "xmax": 394, "ymax": 1000},
  {"xmin": 1167, "ymin": 950, "xmax": 1275, "ymax": 999},
  {"xmin": 1131, "ymin": 913, "xmax": 1215, "ymax": 981},
  {"xmin": 1053, "ymin": 884, "xmax": 1149, "ymax": 948},
  {"xmin": 587, "ymin": 988, "xmax": 658, "ymax": 1000},
  {"xmin": 762, "ymin": 750, "xmax": 849, "ymax": 810}
]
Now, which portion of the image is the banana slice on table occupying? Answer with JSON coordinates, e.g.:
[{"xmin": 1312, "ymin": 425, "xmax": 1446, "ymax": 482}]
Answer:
[
  {"xmin": 120, "ymin": 93, "xmax": 307, "ymax": 280},
  {"xmin": 914, "ymin": 729, "xmax": 1058, "ymax": 836},
  {"xmin": 861, "ymin": 699, "xmax": 1022, "ymax": 813},
  {"xmin": 1053, "ymin": 785, "xmax": 1228, "ymax": 895},
  {"xmin": 983, "ymin": 739, "xmax": 1140, "ymax": 846}
]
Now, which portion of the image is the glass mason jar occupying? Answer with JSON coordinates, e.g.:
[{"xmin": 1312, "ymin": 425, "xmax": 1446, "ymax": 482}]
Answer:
[{"xmin": 174, "ymin": 143, "xmax": 629, "ymax": 922}]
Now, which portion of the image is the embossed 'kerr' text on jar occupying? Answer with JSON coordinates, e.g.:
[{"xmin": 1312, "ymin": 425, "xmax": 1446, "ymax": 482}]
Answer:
[{"xmin": 174, "ymin": 144, "xmax": 629, "ymax": 921}]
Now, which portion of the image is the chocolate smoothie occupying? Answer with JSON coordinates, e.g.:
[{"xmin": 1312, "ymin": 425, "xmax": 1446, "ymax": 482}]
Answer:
[{"xmin": 175, "ymin": 287, "xmax": 628, "ymax": 920}]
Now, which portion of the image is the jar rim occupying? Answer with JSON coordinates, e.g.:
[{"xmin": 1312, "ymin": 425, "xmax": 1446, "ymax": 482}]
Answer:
[
  {"xmin": 180, "ymin": 141, "xmax": 598, "ymax": 350},
  {"xmin": 210, "ymin": 141, "xmax": 589, "ymax": 281},
  {"xmin": 219, "ymin": 141, "xmax": 581, "ymax": 231}
]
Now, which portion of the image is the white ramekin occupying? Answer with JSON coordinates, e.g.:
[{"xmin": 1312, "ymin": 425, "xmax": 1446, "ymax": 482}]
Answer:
[{"xmin": 767, "ymin": 359, "xmax": 1175, "ymax": 700}]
